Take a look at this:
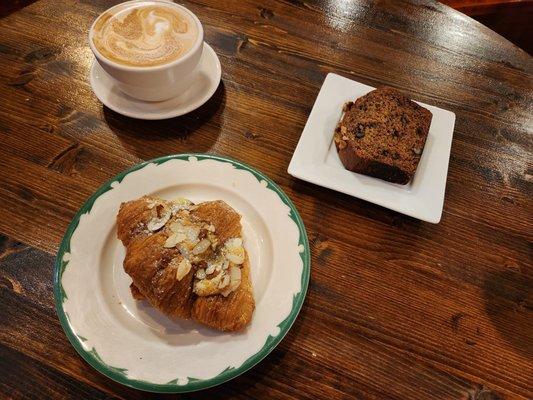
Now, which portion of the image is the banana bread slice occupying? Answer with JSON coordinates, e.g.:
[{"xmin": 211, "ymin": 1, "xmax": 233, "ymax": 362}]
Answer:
[{"xmin": 334, "ymin": 87, "xmax": 432, "ymax": 184}]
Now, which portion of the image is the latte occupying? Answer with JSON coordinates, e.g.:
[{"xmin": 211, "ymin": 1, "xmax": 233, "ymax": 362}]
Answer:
[{"xmin": 92, "ymin": 1, "xmax": 199, "ymax": 67}]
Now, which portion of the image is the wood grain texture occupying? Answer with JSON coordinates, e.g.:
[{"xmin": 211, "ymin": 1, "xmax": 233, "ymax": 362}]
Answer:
[{"xmin": 0, "ymin": 0, "xmax": 532, "ymax": 399}]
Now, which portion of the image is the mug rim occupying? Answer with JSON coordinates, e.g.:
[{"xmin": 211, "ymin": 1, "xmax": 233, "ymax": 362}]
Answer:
[{"xmin": 88, "ymin": 0, "xmax": 204, "ymax": 73}]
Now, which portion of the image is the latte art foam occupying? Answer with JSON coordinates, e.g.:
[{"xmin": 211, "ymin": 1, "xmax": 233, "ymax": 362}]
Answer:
[{"xmin": 92, "ymin": 2, "xmax": 198, "ymax": 67}]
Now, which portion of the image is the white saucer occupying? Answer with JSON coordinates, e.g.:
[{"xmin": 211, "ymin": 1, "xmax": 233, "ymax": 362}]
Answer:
[{"xmin": 90, "ymin": 43, "xmax": 221, "ymax": 120}]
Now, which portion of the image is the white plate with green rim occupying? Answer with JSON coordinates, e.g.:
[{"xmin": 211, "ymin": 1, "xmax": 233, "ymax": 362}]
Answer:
[{"xmin": 54, "ymin": 153, "xmax": 310, "ymax": 393}]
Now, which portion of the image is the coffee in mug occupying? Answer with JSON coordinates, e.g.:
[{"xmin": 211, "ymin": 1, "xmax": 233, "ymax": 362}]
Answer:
[
  {"xmin": 89, "ymin": 1, "xmax": 204, "ymax": 102},
  {"xmin": 92, "ymin": 1, "xmax": 199, "ymax": 67}
]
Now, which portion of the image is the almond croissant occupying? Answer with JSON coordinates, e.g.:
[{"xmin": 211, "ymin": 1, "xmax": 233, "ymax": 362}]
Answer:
[{"xmin": 116, "ymin": 196, "xmax": 254, "ymax": 331}]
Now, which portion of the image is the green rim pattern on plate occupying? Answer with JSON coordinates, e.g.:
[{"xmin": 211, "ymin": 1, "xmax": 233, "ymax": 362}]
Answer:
[{"xmin": 53, "ymin": 153, "xmax": 311, "ymax": 393}]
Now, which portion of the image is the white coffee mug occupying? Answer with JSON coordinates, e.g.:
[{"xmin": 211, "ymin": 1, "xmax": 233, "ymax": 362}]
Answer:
[{"xmin": 88, "ymin": 1, "xmax": 204, "ymax": 102}]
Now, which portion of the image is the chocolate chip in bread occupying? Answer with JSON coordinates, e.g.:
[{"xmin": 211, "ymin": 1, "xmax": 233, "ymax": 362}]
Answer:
[{"xmin": 334, "ymin": 87, "xmax": 432, "ymax": 184}]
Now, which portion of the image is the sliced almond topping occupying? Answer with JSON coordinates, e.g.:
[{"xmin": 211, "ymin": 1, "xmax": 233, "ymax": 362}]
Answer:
[
  {"xmin": 225, "ymin": 238, "xmax": 243, "ymax": 248},
  {"xmin": 174, "ymin": 197, "xmax": 193, "ymax": 206},
  {"xmin": 175, "ymin": 258, "xmax": 192, "ymax": 281},
  {"xmin": 224, "ymin": 237, "xmax": 245, "ymax": 265},
  {"xmin": 225, "ymin": 247, "xmax": 245, "ymax": 265},
  {"xmin": 171, "ymin": 198, "xmax": 193, "ymax": 214},
  {"xmin": 184, "ymin": 225, "xmax": 201, "ymax": 244},
  {"xmin": 163, "ymin": 232, "xmax": 187, "ymax": 248},
  {"xmin": 177, "ymin": 243, "xmax": 192, "ymax": 260},
  {"xmin": 196, "ymin": 268, "xmax": 206, "ymax": 279},
  {"xmin": 169, "ymin": 221, "xmax": 184, "ymax": 234},
  {"xmin": 221, "ymin": 266, "xmax": 242, "ymax": 297},
  {"xmin": 147, "ymin": 209, "xmax": 171, "ymax": 231},
  {"xmin": 193, "ymin": 272, "xmax": 223, "ymax": 296},
  {"xmin": 205, "ymin": 262, "xmax": 216, "ymax": 275},
  {"xmin": 218, "ymin": 274, "xmax": 230, "ymax": 289},
  {"xmin": 156, "ymin": 198, "xmax": 247, "ymax": 298},
  {"xmin": 192, "ymin": 238, "xmax": 211, "ymax": 255},
  {"xmin": 228, "ymin": 265, "xmax": 241, "ymax": 290}
]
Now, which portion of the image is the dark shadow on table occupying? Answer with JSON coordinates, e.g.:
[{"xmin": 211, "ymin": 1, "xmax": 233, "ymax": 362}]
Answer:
[
  {"xmin": 103, "ymin": 82, "xmax": 226, "ymax": 160},
  {"xmin": 289, "ymin": 177, "xmax": 424, "ymax": 231},
  {"xmin": 483, "ymin": 268, "xmax": 533, "ymax": 358}
]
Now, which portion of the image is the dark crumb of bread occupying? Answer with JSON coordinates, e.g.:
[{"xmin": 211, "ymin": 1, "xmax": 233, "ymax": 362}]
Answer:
[{"xmin": 334, "ymin": 87, "xmax": 432, "ymax": 184}]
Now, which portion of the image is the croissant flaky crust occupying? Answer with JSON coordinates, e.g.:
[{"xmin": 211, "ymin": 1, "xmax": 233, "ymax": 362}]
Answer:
[{"xmin": 116, "ymin": 196, "xmax": 255, "ymax": 331}]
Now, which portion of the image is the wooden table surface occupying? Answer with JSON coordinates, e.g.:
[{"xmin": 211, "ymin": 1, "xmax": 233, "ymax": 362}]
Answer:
[{"xmin": 0, "ymin": 0, "xmax": 532, "ymax": 399}]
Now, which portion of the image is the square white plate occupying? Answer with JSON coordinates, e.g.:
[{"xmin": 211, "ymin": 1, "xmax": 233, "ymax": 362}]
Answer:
[{"xmin": 288, "ymin": 73, "xmax": 456, "ymax": 223}]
